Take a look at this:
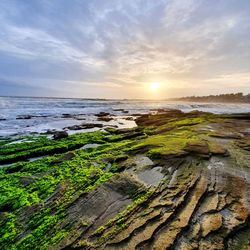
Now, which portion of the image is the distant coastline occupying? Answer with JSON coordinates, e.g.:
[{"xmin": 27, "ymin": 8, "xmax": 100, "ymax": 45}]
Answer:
[{"xmin": 170, "ymin": 92, "xmax": 250, "ymax": 103}]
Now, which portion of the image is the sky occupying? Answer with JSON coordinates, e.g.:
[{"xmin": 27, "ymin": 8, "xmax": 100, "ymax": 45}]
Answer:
[{"xmin": 0, "ymin": 0, "xmax": 250, "ymax": 99}]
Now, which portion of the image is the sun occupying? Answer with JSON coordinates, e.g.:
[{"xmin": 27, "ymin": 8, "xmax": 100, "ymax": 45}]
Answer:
[{"xmin": 149, "ymin": 82, "xmax": 160, "ymax": 91}]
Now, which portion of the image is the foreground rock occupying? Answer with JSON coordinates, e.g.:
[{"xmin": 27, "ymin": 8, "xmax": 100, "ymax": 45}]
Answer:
[
  {"xmin": 53, "ymin": 130, "xmax": 68, "ymax": 139},
  {"xmin": 0, "ymin": 110, "xmax": 249, "ymax": 250}
]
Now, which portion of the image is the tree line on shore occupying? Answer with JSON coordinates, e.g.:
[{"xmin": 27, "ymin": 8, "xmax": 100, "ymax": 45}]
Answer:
[{"xmin": 171, "ymin": 93, "xmax": 250, "ymax": 103}]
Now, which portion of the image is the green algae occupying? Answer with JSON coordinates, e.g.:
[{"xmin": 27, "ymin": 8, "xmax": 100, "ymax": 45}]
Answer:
[
  {"xmin": 0, "ymin": 131, "xmax": 106, "ymax": 164},
  {"xmin": 0, "ymin": 113, "xmax": 222, "ymax": 249},
  {"xmin": 0, "ymin": 131, "xmax": 126, "ymax": 249}
]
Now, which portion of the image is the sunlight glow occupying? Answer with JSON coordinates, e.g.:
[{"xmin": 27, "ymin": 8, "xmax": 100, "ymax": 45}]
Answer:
[{"xmin": 150, "ymin": 82, "xmax": 160, "ymax": 91}]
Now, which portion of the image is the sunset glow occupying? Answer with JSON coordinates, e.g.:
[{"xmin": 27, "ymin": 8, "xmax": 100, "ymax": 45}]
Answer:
[{"xmin": 150, "ymin": 82, "xmax": 160, "ymax": 91}]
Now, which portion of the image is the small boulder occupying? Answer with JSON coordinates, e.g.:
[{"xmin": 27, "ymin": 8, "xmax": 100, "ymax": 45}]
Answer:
[
  {"xmin": 184, "ymin": 141, "xmax": 210, "ymax": 157},
  {"xmin": 113, "ymin": 109, "xmax": 125, "ymax": 112},
  {"xmin": 124, "ymin": 117, "xmax": 134, "ymax": 121},
  {"xmin": 45, "ymin": 129, "xmax": 57, "ymax": 134},
  {"xmin": 53, "ymin": 131, "xmax": 68, "ymax": 140},
  {"xmin": 62, "ymin": 113, "xmax": 74, "ymax": 118},
  {"xmin": 95, "ymin": 112, "xmax": 110, "ymax": 117},
  {"xmin": 16, "ymin": 115, "xmax": 32, "ymax": 120},
  {"xmin": 66, "ymin": 123, "xmax": 103, "ymax": 130},
  {"xmin": 97, "ymin": 116, "xmax": 113, "ymax": 122},
  {"xmin": 82, "ymin": 123, "xmax": 103, "ymax": 129},
  {"xmin": 66, "ymin": 124, "xmax": 84, "ymax": 130}
]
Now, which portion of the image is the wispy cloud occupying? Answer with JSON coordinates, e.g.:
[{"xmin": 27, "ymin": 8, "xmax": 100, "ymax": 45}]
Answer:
[{"xmin": 0, "ymin": 0, "xmax": 250, "ymax": 98}]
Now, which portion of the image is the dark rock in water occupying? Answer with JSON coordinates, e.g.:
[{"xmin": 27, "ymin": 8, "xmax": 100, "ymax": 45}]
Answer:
[
  {"xmin": 53, "ymin": 131, "xmax": 68, "ymax": 140},
  {"xmin": 75, "ymin": 117, "xmax": 86, "ymax": 120},
  {"xmin": 124, "ymin": 116, "xmax": 134, "ymax": 121},
  {"xmin": 95, "ymin": 112, "xmax": 110, "ymax": 117},
  {"xmin": 61, "ymin": 113, "xmax": 86, "ymax": 119},
  {"xmin": 51, "ymin": 151, "xmax": 75, "ymax": 164},
  {"xmin": 61, "ymin": 113, "xmax": 74, "ymax": 118},
  {"xmin": 65, "ymin": 124, "xmax": 83, "ymax": 130},
  {"xmin": 84, "ymin": 123, "xmax": 103, "ymax": 128},
  {"xmin": 0, "ymin": 118, "xmax": 6, "ymax": 121},
  {"xmin": 97, "ymin": 116, "xmax": 113, "ymax": 122},
  {"xmin": 113, "ymin": 108, "xmax": 125, "ymax": 112},
  {"xmin": 66, "ymin": 123, "xmax": 103, "ymax": 130},
  {"xmin": 45, "ymin": 129, "xmax": 57, "ymax": 134},
  {"xmin": 16, "ymin": 115, "xmax": 32, "ymax": 120},
  {"xmin": 122, "ymin": 110, "xmax": 129, "ymax": 114}
]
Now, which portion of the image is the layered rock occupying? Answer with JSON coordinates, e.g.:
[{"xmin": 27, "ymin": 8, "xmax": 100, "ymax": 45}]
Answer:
[{"xmin": 1, "ymin": 110, "xmax": 249, "ymax": 250}]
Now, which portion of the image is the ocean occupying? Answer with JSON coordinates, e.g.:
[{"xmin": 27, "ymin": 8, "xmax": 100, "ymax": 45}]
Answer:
[{"xmin": 1, "ymin": 96, "xmax": 250, "ymax": 137}]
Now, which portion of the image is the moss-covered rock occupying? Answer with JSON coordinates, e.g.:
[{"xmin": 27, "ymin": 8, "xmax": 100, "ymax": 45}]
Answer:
[{"xmin": 0, "ymin": 110, "xmax": 249, "ymax": 249}]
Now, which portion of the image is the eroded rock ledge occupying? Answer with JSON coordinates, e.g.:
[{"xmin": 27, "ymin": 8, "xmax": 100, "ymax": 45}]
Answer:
[{"xmin": 0, "ymin": 110, "xmax": 249, "ymax": 250}]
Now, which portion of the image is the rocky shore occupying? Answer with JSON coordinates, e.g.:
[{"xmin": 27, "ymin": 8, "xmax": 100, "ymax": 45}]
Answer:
[{"xmin": 0, "ymin": 109, "xmax": 249, "ymax": 249}]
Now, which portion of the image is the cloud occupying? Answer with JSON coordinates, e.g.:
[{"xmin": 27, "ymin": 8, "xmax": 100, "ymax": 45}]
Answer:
[{"xmin": 0, "ymin": 0, "xmax": 250, "ymax": 98}]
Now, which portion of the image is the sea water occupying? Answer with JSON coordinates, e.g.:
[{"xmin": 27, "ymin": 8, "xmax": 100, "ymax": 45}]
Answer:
[{"xmin": 0, "ymin": 96, "xmax": 250, "ymax": 137}]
